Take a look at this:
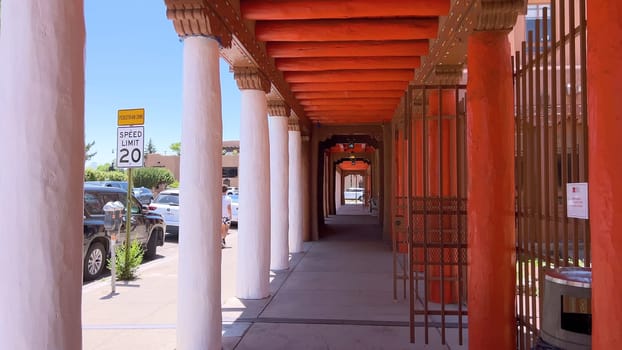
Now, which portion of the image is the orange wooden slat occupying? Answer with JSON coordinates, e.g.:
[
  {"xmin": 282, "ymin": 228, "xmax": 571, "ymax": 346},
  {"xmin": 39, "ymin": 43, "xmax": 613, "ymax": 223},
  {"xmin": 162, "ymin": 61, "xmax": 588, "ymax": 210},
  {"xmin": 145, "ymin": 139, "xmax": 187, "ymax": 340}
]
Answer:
[
  {"xmin": 295, "ymin": 90, "xmax": 404, "ymax": 99},
  {"xmin": 299, "ymin": 98, "xmax": 401, "ymax": 106},
  {"xmin": 306, "ymin": 114, "xmax": 393, "ymax": 120},
  {"xmin": 290, "ymin": 81, "xmax": 409, "ymax": 92},
  {"xmin": 284, "ymin": 69, "xmax": 413, "ymax": 83},
  {"xmin": 241, "ymin": 0, "xmax": 450, "ymax": 20},
  {"xmin": 255, "ymin": 19, "xmax": 439, "ymax": 41},
  {"xmin": 275, "ymin": 56, "xmax": 421, "ymax": 71},
  {"xmin": 304, "ymin": 104, "xmax": 396, "ymax": 111},
  {"xmin": 267, "ymin": 40, "xmax": 429, "ymax": 58}
]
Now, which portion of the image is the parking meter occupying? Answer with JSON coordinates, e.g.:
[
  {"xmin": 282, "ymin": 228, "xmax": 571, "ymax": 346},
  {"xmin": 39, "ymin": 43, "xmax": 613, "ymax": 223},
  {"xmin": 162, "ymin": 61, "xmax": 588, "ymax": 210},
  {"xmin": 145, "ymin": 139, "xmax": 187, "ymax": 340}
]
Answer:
[
  {"xmin": 103, "ymin": 201, "xmax": 124, "ymax": 294},
  {"xmin": 103, "ymin": 202, "xmax": 117, "ymax": 232}
]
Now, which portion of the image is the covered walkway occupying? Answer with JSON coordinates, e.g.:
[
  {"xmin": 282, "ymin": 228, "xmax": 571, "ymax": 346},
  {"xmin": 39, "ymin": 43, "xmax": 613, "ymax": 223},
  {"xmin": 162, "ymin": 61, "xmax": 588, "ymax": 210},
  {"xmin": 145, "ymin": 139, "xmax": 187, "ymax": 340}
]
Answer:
[
  {"xmin": 223, "ymin": 205, "xmax": 467, "ymax": 349},
  {"xmin": 5, "ymin": 1, "xmax": 622, "ymax": 349}
]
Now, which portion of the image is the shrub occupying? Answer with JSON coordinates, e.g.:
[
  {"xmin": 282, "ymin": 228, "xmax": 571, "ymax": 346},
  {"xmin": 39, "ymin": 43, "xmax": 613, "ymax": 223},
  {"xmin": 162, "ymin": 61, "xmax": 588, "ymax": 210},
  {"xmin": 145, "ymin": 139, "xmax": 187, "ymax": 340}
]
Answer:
[
  {"xmin": 108, "ymin": 239, "xmax": 144, "ymax": 281},
  {"xmin": 133, "ymin": 167, "xmax": 175, "ymax": 189},
  {"xmin": 84, "ymin": 168, "xmax": 127, "ymax": 181}
]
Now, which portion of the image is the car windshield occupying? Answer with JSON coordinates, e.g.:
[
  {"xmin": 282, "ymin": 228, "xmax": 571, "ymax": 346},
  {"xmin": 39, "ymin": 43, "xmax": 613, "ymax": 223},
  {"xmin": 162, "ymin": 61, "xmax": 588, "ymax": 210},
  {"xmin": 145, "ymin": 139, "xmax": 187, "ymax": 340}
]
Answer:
[
  {"xmin": 229, "ymin": 194, "xmax": 239, "ymax": 203},
  {"xmin": 155, "ymin": 194, "xmax": 179, "ymax": 205}
]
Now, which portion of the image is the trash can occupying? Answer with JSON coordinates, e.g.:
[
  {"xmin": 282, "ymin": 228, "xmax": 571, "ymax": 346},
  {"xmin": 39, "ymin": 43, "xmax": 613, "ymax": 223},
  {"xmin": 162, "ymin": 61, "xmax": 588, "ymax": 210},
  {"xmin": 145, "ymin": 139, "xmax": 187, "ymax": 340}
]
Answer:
[{"xmin": 541, "ymin": 267, "xmax": 591, "ymax": 350}]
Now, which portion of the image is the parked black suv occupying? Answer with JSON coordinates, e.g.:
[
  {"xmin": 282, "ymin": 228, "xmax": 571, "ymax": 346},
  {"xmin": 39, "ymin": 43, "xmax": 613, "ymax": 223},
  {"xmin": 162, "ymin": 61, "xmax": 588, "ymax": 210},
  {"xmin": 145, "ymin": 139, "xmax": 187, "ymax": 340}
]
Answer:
[{"xmin": 83, "ymin": 184, "xmax": 166, "ymax": 281}]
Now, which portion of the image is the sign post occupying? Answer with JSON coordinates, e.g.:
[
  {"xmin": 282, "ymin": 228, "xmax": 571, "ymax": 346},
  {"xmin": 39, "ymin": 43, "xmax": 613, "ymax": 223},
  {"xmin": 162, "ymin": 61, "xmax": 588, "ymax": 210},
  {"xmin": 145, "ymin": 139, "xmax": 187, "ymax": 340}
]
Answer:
[{"xmin": 117, "ymin": 108, "xmax": 145, "ymax": 268}]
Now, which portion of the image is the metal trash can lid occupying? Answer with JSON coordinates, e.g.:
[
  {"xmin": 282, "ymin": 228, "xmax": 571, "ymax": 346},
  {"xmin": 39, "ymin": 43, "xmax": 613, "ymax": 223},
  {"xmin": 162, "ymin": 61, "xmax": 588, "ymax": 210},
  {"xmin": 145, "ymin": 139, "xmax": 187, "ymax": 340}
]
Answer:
[{"xmin": 544, "ymin": 267, "xmax": 591, "ymax": 288}]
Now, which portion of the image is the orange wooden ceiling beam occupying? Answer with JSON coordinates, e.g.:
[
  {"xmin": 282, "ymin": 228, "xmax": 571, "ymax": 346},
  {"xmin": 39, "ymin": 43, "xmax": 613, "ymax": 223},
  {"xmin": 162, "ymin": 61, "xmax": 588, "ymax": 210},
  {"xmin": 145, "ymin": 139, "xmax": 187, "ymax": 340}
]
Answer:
[
  {"xmin": 307, "ymin": 115, "xmax": 393, "ymax": 121},
  {"xmin": 305, "ymin": 104, "xmax": 395, "ymax": 111},
  {"xmin": 339, "ymin": 162, "xmax": 370, "ymax": 171},
  {"xmin": 241, "ymin": 0, "xmax": 450, "ymax": 20},
  {"xmin": 275, "ymin": 57, "xmax": 421, "ymax": 71},
  {"xmin": 290, "ymin": 81, "xmax": 409, "ymax": 92},
  {"xmin": 284, "ymin": 69, "xmax": 413, "ymax": 83},
  {"xmin": 306, "ymin": 110, "xmax": 393, "ymax": 116},
  {"xmin": 255, "ymin": 19, "xmax": 439, "ymax": 41},
  {"xmin": 312, "ymin": 118, "xmax": 390, "ymax": 124},
  {"xmin": 309, "ymin": 113, "xmax": 393, "ymax": 121},
  {"xmin": 300, "ymin": 98, "xmax": 401, "ymax": 106},
  {"xmin": 295, "ymin": 90, "xmax": 404, "ymax": 99},
  {"xmin": 267, "ymin": 40, "xmax": 429, "ymax": 58},
  {"xmin": 313, "ymin": 118, "xmax": 387, "ymax": 124}
]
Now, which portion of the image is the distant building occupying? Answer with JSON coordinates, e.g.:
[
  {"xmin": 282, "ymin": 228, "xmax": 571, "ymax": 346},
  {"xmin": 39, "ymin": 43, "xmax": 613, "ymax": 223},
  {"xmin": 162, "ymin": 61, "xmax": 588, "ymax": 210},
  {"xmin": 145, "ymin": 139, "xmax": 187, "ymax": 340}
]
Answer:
[
  {"xmin": 144, "ymin": 140, "xmax": 240, "ymax": 187},
  {"xmin": 221, "ymin": 140, "xmax": 240, "ymax": 187}
]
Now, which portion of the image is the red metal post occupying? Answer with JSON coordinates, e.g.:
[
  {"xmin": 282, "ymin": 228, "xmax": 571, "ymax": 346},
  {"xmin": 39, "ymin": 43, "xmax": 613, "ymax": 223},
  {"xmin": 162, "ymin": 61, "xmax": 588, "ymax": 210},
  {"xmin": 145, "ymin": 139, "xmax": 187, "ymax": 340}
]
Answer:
[
  {"xmin": 466, "ymin": 31, "xmax": 516, "ymax": 349},
  {"xmin": 587, "ymin": 2, "xmax": 622, "ymax": 349}
]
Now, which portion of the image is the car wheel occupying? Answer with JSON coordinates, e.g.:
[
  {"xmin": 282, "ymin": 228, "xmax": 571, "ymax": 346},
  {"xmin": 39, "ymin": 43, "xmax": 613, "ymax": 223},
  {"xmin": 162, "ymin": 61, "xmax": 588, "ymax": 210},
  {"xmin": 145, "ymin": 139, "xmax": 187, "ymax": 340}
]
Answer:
[
  {"xmin": 84, "ymin": 242, "xmax": 106, "ymax": 281},
  {"xmin": 144, "ymin": 231, "xmax": 158, "ymax": 260}
]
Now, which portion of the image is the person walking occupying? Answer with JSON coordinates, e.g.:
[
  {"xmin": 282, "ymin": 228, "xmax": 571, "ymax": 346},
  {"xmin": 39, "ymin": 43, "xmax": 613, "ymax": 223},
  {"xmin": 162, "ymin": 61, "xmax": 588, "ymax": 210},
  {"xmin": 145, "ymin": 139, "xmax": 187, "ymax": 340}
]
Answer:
[{"xmin": 221, "ymin": 185, "xmax": 232, "ymax": 248}]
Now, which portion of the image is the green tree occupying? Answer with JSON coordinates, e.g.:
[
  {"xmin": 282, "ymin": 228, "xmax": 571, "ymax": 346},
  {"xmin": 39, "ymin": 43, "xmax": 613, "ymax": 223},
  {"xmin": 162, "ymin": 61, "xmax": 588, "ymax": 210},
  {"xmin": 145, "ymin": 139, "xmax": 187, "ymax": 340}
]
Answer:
[
  {"xmin": 85, "ymin": 140, "xmax": 97, "ymax": 161},
  {"xmin": 133, "ymin": 167, "xmax": 175, "ymax": 189},
  {"xmin": 145, "ymin": 138, "xmax": 157, "ymax": 160},
  {"xmin": 170, "ymin": 142, "xmax": 181, "ymax": 156},
  {"xmin": 96, "ymin": 163, "xmax": 112, "ymax": 172}
]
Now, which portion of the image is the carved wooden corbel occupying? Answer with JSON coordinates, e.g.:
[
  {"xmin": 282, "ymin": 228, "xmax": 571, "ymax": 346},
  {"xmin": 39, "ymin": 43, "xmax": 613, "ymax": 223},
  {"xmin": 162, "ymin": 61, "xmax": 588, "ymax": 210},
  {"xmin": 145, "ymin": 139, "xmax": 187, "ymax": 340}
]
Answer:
[
  {"xmin": 267, "ymin": 100, "xmax": 291, "ymax": 118},
  {"xmin": 233, "ymin": 67, "xmax": 271, "ymax": 93},
  {"xmin": 288, "ymin": 113, "xmax": 300, "ymax": 132},
  {"xmin": 164, "ymin": 0, "xmax": 232, "ymax": 47},
  {"xmin": 475, "ymin": 0, "xmax": 527, "ymax": 32}
]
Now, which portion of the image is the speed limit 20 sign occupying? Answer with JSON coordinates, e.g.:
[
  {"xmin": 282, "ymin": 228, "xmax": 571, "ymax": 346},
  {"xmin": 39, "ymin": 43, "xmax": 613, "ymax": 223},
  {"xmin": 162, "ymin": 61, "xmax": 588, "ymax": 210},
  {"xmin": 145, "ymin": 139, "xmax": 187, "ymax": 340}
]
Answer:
[
  {"xmin": 116, "ymin": 108, "xmax": 145, "ymax": 168},
  {"xmin": 117, "ymin": 126, "xmax": 144, "ymax": 168}
]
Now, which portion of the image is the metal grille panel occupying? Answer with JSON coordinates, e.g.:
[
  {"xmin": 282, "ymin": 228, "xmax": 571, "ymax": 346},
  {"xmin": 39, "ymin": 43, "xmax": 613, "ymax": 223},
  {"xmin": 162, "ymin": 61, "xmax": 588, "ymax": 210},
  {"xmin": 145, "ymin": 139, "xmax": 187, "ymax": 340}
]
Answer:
[
  {"xmin": 513, "ymin": 1, "xmax": 589, "ymax": 348},
  {"xmin": 393, "ymin": 85, "xmax": 468, "ymax": 345}
]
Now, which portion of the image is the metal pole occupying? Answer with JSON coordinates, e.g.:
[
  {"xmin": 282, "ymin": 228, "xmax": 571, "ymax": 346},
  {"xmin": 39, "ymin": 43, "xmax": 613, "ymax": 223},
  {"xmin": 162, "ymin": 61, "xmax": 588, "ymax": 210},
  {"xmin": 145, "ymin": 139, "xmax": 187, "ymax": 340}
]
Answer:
[
  {"xmin": 125, "ymin": 168, "xmax": 133, "ymax": 270},
  {"xmin": 110, "ymin": 234, "xmax": 116, "ymax": 293}
]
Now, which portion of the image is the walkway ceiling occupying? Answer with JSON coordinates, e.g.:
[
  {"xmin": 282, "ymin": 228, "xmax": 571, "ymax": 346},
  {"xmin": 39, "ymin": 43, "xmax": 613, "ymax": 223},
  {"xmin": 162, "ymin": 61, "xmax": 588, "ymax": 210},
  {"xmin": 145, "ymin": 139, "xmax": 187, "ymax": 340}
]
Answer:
[
  {"xmin": 239, "ymin": 0, "xmax": 451, "ymax": 125},
  {"xmin": 166, "ymin": 1, "xmax": 495, "ymax": 131}
]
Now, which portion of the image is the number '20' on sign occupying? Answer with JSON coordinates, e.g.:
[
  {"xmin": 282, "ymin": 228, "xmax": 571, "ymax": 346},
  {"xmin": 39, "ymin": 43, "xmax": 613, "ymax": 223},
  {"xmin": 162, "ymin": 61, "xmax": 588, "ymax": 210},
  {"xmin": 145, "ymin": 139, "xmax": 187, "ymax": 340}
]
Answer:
[
  {"xmin": 119, "ymin": 148, "xmax": 142, "ymax": 164},
  {"xmin": 116, "ymin": 126, "xmax": 144, "ymax": 168}
]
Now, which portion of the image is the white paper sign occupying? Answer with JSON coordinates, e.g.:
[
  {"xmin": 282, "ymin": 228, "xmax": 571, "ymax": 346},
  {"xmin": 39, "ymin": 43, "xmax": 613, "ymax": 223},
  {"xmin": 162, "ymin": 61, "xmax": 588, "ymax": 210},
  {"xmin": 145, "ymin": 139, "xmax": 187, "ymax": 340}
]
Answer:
[{"xmin": 566, "ymin": 182, "xmax": 589, "ymax": 219}]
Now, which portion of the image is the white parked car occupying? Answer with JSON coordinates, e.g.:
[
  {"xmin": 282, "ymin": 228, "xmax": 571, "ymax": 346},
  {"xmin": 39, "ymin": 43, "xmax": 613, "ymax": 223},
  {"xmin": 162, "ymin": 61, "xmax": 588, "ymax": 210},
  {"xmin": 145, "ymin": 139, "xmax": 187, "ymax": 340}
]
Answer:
[
  {"xmin": 229, "ymin": 193, "xmax": 239, "ymax": 224},
  {"xmin": 149, "ymin": 189, "xmax": 179, "ymax": 235},
  {"xmin": 344, "ymin": 187, "xmax": 365, "ymax": 202}
]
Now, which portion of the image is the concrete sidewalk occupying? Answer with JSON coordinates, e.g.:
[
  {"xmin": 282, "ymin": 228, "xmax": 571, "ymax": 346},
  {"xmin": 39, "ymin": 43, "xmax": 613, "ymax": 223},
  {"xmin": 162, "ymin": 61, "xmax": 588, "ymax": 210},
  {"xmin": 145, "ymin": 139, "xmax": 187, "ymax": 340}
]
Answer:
[{"xmin": 82, "ymin": 206, "xmax": 468, "ymax": 349}]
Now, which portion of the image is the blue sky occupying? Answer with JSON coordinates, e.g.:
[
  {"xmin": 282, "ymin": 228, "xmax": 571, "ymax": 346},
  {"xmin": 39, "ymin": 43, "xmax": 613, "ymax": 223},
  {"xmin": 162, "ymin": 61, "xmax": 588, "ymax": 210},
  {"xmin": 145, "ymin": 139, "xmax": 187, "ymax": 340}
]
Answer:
[{"xmin": 85, "ymin": 0, "xmax": 241, "ymax": 166}]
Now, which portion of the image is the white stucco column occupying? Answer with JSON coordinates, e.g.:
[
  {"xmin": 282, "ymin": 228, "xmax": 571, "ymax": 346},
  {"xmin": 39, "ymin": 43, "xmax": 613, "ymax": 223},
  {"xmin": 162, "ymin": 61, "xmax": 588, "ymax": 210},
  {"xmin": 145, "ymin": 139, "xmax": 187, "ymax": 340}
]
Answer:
[
  {"xmin": 0, "ymin": 2, "xmax": 85, "ymax": 349},
  {"xmin": 289, "ymin": 120, "xmax": 304, "ymax": 253},
  {"xmin": 235, "ymin": 68, "xmax": 271, "ymax": 299},
  {"xmin": 310, "ymin": 132, "xmax": 320, "ymax": 240},
  {"xmin": 177, "ymin": 36, "xmax": 223, "ymax": 350},
  {"xmin": 334, "ymin": 167, "xmax": 343, "ymax": 211},
  {"xmin": 268, "ymin": 101, "xmax": 290, "ymax": 270},
  {"xmin": 301, "ymin": 136, "xmax": 311, "ymax": 241}
]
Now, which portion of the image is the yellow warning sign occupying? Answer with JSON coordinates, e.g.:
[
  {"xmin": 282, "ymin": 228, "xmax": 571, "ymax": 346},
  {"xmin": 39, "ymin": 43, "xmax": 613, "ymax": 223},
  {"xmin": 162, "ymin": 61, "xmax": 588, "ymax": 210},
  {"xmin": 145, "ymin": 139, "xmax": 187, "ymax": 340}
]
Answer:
[{"xmin": 117, "ymin": 108, "xmax": 145, "ymax": 126}]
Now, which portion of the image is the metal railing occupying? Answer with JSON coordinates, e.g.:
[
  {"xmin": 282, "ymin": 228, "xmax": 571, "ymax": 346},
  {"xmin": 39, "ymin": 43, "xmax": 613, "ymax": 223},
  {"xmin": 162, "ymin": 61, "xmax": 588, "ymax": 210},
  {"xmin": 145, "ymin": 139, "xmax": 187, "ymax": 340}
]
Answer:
[
  {"xmin": 393, "ymin": 85, "xmax": 468, "ymax": 345},
  {"xmin": 513, "ymin": 1, "xmax": 589, "ymax": 348}
]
